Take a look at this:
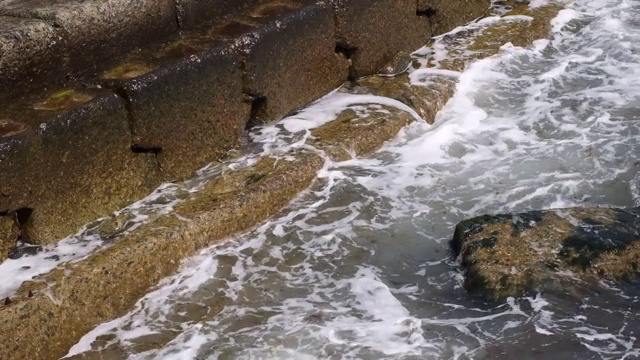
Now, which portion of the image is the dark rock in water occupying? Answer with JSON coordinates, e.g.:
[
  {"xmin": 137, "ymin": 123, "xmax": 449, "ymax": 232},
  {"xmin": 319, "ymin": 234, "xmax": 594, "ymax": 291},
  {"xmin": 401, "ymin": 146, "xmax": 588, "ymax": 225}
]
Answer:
[{"xmin": 451, "ymin": 207, "xmax": 640, "ymax": 301}]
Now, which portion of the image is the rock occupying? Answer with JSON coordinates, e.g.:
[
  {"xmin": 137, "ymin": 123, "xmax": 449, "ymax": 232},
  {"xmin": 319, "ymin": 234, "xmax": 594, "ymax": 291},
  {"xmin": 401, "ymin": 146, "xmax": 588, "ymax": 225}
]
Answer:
[
  {"xmin": 451, "ymin": 207, "xmax": 640, "ymax": 301},
  {"xmin": 0, "ymin": 215, "xmax": 19, "ymax": 261}
]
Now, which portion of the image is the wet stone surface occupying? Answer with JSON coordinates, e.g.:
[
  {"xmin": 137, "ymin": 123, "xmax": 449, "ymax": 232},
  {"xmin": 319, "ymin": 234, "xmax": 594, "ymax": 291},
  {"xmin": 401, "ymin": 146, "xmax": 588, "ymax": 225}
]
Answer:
[{"xmin": 452, "ymin": 207, "xmax": 640, "ymax": 301}]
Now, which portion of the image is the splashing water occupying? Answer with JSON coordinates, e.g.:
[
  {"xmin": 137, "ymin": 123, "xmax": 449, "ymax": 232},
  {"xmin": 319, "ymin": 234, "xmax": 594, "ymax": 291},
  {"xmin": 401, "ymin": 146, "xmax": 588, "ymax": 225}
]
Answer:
[{"xmin": 65, "ymin": 0, "xmax": 640, "ymax": 359}]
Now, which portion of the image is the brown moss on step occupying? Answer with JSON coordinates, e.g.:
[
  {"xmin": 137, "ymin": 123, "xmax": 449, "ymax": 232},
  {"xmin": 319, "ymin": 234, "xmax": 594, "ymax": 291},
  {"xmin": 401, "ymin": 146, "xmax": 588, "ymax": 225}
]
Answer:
[
  {"xmin": 345, "ymin": 74, "xmax": 456, "ymax": 122},
  {"xmin": 0, "ymin": 150, "xmax": 324, "ymax": 360},
  {"xmin": 211, "ymin": 20, "xmax": 258, "ymax": 38},
  {"xmin": 311, "ymin": 106, "xmax": 413, "ymax": 161},
  {"xmin": 434, "ymin": 2, "xmax": 563, "ymax": 72},
  {"xmin": 0, "ymin": 119, "xmax": 28, "ymax": 138},
  {"xmin": 594, "ymin": 241, "xmax": 640, "ymax": 280},
  {"xmin": 33, "ymin": 89, "xmax": 94, "ymax": 111},
  {"xmin": 250, "ymin": 1, "xmax": 302, "ymax": 18},
  {"xmin": 103, "ymin": 62, "xmax": 156, "ymax": 80},
  {"xmin": 160, "ymin": 35, "xmax": 217, "ymax": 62},
  {"xmin": 470, "ymin": 4, "xmax": 563, "ymax": 53},
  {"xmin": 311, "ymin": 72, "xmax": 457, "ymax": 161}
]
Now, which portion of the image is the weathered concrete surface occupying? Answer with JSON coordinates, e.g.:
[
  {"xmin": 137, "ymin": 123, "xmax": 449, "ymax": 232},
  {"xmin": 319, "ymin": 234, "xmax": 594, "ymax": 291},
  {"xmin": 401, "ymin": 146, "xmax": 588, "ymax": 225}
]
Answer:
[
  {"xmin": 0, "ymin": 16, "xmax": 65, "ymax": 102},
  {"xmin": 241, "ymin": 2, "xmax": 349, "ymax": 123},
  {"xmin": 0, "ymin": 0, "xmax": 178, "ymax": 80},
  {"xmin": 418, "ymin": 0, "xmax": 490, "ymax": 35},
  {"xmin": 0, "ymin": 91, "xmax": 159, "ymax": 257},
  {"xmin": 0, "ymin": 151, "xmax": 324, "ymax": 360},
  {"xmin": 451, "ymin": 207, "xmax": 640, "ymax": 301},
  {"xmin": 332, "ymin": 0, "xmax": 434, "ymax": 78},
  {"xmin": 104, "ymin": 44, "xmax": 250, "ymax": 181}
]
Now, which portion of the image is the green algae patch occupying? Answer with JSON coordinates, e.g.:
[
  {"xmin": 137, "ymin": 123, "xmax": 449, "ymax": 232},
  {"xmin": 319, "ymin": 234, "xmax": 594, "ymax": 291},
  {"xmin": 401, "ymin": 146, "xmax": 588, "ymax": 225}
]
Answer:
[
  {"xmin": 452, "ymin": 207, "xmax": 640, "ymax": 301},
  {"xmin": 103, "ymin": 62, "xmax": 157, "ymax": 80},
  {"xmin": 33, "ymin": 89, "xmax": 94, "ymax": 111}
]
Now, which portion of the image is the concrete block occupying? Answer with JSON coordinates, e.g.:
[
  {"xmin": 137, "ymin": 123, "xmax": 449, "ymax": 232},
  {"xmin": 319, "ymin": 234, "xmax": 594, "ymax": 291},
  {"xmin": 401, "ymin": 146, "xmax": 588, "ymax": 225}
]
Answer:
[
  {"xmin": 106, "ymin": 44, "xmax": 251, "ymax": 181},
  {"xmin": 418, "ymin": 0, "xmax": 490, "ymax": 35},
  {"xmin": 0, "ymin": 16, "xmax": 65, "ymax": 102},
  {"xmin": 331, "ymin": 0, "xmax": 431, "ymax": 78},
  {"xmin": 242, "ymin": 1, "xmax": 349, "ymax": 123},
  {"xmin": 0, "ymin": 0, "xmax": 178, "ymax": 77},
  {"xmin": 0, "ymin": 91, "xmax": 159, "ymax": 250}
]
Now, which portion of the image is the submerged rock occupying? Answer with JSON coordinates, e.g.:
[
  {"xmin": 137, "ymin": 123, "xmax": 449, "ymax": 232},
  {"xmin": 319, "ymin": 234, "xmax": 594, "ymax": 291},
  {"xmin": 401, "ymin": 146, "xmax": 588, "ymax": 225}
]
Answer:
[{"xmin": 451, "ymin": 207, "xmax": 640, "ymax": 301}]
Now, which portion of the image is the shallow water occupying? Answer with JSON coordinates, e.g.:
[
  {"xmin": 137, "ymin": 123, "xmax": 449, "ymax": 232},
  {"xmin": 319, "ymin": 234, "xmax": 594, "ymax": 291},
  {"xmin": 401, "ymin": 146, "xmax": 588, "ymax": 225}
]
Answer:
[{"xmin": 63, "ymin": 0, "xmax": 640, "ymax": 358}]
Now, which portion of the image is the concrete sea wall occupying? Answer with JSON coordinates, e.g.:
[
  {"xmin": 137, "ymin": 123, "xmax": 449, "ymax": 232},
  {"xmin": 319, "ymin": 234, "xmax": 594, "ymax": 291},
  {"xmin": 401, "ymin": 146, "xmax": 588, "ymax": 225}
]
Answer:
[{"xmin": 0, "ymin": 0, "xmax": 490, "ymax": 260}]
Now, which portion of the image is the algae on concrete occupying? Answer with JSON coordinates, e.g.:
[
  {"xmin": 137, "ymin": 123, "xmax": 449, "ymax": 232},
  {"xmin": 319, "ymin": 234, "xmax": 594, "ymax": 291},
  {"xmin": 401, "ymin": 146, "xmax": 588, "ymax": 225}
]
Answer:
[
  {"xmin": 33, "ymin": 89, "xmax": 94, "ymax": 111},
  {"xmin": 102, "ymin": 63, "xmax": 157, "ymax": 80}
]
